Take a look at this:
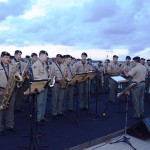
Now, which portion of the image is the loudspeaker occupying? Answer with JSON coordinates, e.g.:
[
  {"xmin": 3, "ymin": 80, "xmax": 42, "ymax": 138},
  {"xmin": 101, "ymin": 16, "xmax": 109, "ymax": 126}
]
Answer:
[{"xmin": 127, "ymin": 117, "xmax": 150, "ymax": 140}]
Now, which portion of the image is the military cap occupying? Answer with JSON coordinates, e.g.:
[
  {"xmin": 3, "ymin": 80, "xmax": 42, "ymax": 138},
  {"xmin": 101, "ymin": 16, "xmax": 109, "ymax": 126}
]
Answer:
[
  {"xmin": 39, "ymin": 50, "xmax": 48, "ymax": 56},
  {"xmin": 126, "ymin": 56, "xmax": 131, "ymax": 60},
  {"xmin": 81, "ymin": 52, "xmax": 88, "ymax": 57},
  {"xmin": 31, "ymin": 53, "xmax": 37, "ymax": 57},
  {"xmin": 15, "ymin": 50, "xmax": 22, "ymax": 55},
  {"xmin": 56, "ymin": 54, "xmax": 63, "ymax": 58},
  {"xmin": 1, "ymin": 51, "xmax": 11, "ymax": 57},
  {"xmin": 140, "ymin": 58, "xmax": 145, "ymax": 60},
  {"xmin": 133, "ymin": 56, "xmax": 140, "ymax": 62},
  {"xmin": 113, "ymin": 55, "xmax": 119, "ymax": 58}
]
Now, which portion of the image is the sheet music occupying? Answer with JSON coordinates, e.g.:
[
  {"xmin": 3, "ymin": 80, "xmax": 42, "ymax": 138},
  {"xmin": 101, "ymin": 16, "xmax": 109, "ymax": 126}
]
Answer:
[{"xmin": 111, "ymin": 76, "xmax": 128, "ymax": 83}]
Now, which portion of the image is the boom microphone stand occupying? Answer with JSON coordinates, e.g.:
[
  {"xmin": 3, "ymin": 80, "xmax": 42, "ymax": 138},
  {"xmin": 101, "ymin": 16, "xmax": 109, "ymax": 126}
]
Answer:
[{"xmin": 110, "ymin": 83, "xmax": 137, "ymax": 150}]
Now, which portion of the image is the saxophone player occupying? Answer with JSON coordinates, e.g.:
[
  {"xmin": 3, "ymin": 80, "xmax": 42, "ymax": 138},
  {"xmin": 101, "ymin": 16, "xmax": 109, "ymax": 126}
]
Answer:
[
  {"xmin": 0, "ymin": 51, "xmax": 16, "ymax": 136},
  {"xmin": 50, "ymin": 54, "xmax": 67, "ymax": 119}
]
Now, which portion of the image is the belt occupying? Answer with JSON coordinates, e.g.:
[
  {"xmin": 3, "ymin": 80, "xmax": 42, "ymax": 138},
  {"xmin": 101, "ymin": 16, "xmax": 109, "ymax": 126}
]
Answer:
[{"xmin": 132, "ymin": 81, "xmax": 145, "ymax": 84}]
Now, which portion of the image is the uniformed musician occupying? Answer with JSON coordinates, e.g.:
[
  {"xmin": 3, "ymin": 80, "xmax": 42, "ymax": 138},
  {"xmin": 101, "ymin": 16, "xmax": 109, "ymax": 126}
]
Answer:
[
  {"xmin": 107, "ymin": 55, "xmax": 120, "ymax": 103},
  {"xmin": 73, "ymin": 52, "xmax": 93, "ymax": 111},
  {"xmin": 145, "ymin": 59, "xmax": 150, "ymax": 94},
  {"xmin": 125, "ymin": 56, "xmax": 147, "ymax": 119},
  {"xmin": 63, "ymin": 55, "xmax": 75, "ymax": 112},
  {"xmin": 32, "ymin": 50, "xmax": 49, "ymax": 124},
  {"xmin": 0, "ymin": 51, "xmax": 16, "ymax": 136},
  {"xmin": 50, "ymin": 54, "xmax": 67, "ymax": 119}
]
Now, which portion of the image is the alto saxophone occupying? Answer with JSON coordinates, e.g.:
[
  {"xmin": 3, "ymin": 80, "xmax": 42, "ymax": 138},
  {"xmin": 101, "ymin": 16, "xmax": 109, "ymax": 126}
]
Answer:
[{"xmin": 0, "ymin": 62, "xmax": 21, "ymax": 110}]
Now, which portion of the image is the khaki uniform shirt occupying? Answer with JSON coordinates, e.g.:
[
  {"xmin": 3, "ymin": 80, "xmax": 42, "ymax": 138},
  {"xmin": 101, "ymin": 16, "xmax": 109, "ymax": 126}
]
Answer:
[
  {"xmin": 107, "ymin": 62, "xmax": 120, "ymax": 76},
  {"xmin": 50, "ymin": 62, "xmax": 66, "ymax": 80},
  {"xmin": 95, "ymin": 65, "xmax": 104, "ymax": 74},
  {"xmin": 11, "ymin": 58, "xmax": 25, "ymax": 74},
  {"xmin": 32, "ymin": 59, "xmax": 49, "ymax": 80},
  {"xmin": 0, "ymin": 61, "xmax": 13, "ymax": 88},
  {"xmin": 128, "ymin": 63, "xmax": 147, "ymax": 82},
  {"xmin": 120, "ymin": 63, "xmax": 132, "ymax": 74},
  {"xmin": 73, "ymin": 61, "xmax": 93, "ymax": 74},
  {"xmin": 65, "ymin": 63, "xmax": 75, "ymax": 80}
]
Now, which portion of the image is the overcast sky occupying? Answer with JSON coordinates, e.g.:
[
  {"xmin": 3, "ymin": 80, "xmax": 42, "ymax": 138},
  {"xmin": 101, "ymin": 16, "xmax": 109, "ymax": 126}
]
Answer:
[{"xmin": 0, "ymin": 0, "xmax": 150, "ymax": 60}]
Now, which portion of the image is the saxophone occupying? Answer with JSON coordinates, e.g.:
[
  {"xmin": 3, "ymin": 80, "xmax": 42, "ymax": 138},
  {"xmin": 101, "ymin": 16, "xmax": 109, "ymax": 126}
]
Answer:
[
  {"xmin": 16, "ymin": 60, "xmax": 29, "ymax": 88},
  {"xmin": 0, "ymin": 62, "xmax": 21, "ymax": 110}
]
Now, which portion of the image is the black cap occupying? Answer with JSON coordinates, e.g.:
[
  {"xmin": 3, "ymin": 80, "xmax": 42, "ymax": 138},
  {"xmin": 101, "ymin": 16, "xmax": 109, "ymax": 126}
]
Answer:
[
  {"xmin": 98, "ymin": 61, "xmax": 102, "ymax": 63},
  {"xmin": 126, "ymin": 56, "xmax": 131, "ymax": 60},
  {"xmin": 113, "ymin": 55, "xmax": 119, "ymax": 58},
  {"xmin": 65, "ymin": 55, "xmax": 72, "ymax": 58},
  {"xmin": 1, "ymin": 51, "xmax": 11, "ymax": 57},
  {"xmin": 31, "ymin": 53, "xmax": 37, "ymax": 57},
  {"xmin": 56, "ymin": 54, "xmax": 63, "ymax": 58},
  {"xmin": 15, "ymin": 50, "xmax": 22, "ymax": 55},
  {"xmin": 81, "ymin": 52, "xmax": 88, "ymax": 57},
  {"xmin": 39, "ymin": 50, "xmax": 48, "ymax": 56},
  {"xmin": 87, "ymin": 58, "xmax": 92, "ymax": 61},
  {"xmin": 133, "ymin": 56, "xmax": 140, "ymax": 62},
  {"xmin": 25, "ymin": 55, "xmax": 30, "ymax": 59},
  {"xmin": 147, "ymin": 59, "xmax": 150, "ymax": 62},
  {"xmin": 140, "ymin": 58, "xmax": 145, "ymax": 60}
]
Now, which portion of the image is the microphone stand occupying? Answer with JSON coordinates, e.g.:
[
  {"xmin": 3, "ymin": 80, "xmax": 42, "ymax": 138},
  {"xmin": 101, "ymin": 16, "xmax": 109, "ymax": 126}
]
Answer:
[{"xmin": 110, "ymin": 83, "xmax": 137, "ymax": 150}]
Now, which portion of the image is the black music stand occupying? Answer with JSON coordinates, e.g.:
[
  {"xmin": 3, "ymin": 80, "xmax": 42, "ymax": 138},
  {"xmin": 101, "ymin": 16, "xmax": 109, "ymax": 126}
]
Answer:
[
  {"xmin": 69, "ymin": 73, "xmax": 86, "ymax": 127},
  {"xmin": 82, "ymin": 72, "xmax": 97, "ymax": 112},
  {"xmin": 20, "ymin": 79, "xmax": 48, "ymax": 150},
  {"xmin": 100, "ymin": 76, "xmax": 128, "ymax": 118},
  {"xmin": 110, "ymin": 83, "xmax": 137, "ymax": 150}
]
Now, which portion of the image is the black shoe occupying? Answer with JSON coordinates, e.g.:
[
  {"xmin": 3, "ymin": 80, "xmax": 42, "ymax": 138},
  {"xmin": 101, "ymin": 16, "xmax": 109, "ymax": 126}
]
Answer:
[
  {"xmin": 52, "ymin": 115, "xmax": 58, "ymax": 119},
  {"xmin": 6, "ymin": 127, "xmax": 16, "ymax": 132},
  {"xmin": 41, "ymin": 118, "xmax": 50, "ymax": 122},
  {"xmin": 130, "ymin": 116, "xmax": 141, "ymax": 120},
  {"xmin": 58, "ymin": 113, "xmax": 66, "ymax": 117},
  {"xmin": 67, "ymin": 109, "xmax": 74, "ymax": 113},
  {"xmin": 37, "ymin": 121, "xmax": 44, "ymax": 126},
  {"xmin": 15, "ymin": 109, "xmax": 23, "ymax": 113},
  {"xmin": 0, "ymin": 130, "xmax": 4, "ymax": 136}
]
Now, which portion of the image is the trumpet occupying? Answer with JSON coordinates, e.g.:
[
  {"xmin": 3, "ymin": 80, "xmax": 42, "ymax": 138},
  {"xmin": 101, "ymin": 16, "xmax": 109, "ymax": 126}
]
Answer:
[{"xmin": 49, "ymin": 75, "xmax": 56, "ymax": 87}]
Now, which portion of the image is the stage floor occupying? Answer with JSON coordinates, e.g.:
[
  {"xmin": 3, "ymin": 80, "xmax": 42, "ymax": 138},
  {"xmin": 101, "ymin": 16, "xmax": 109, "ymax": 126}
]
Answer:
[{"xmin": 0, "ymin": 93, "xmax": 150, "ymax": 150}]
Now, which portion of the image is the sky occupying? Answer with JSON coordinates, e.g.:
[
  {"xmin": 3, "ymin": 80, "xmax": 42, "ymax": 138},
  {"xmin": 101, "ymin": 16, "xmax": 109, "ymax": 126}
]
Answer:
[{"xmin": 0, "ymin": 0, "xmax": 150, "ymax": 60}]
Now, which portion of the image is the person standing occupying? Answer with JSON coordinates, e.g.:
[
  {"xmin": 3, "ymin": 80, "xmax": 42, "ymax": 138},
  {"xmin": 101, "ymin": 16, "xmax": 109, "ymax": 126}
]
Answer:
[
  {"xmin": 125, "ymin": 56, "xmax": 147, "ymax": 119},
  {"xmin": 107, "ymin": 55, "xmax": 120, "ymax": 103},
  {"xmin": 0, "ymin": 51, "xmax": 16, "ymax": 136},
  {"xmin": 32, "ymin": 50, "xmax": 49, "ymax": 124},
  {"xmin": 73, "ymin": 52, "xmax": 93, "ymax": 110}
]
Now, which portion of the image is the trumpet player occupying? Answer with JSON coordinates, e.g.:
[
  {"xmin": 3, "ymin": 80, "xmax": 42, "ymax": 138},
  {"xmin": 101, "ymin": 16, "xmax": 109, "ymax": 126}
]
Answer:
[
  {"xmin": 50, "ymin": 54, "xmax": 67, "ymax": 119},
  {"xmin": 32, "ymin": 50, "xmax": 49, "ymax": 125},
  {"xmin": 0, "ymin": 51, "xmax": 16, "ymax": 136}
]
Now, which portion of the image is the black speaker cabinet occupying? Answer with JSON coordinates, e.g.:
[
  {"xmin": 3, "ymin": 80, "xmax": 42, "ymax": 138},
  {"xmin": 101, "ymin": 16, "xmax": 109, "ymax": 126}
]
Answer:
[{"xmin": 127, "ymin": 117, "xmax": 150, "ymax": 140}]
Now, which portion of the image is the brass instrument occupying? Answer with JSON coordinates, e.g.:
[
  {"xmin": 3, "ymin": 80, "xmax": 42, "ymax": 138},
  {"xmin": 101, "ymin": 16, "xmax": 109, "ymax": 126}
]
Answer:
[
  {"xmin": 60, "ymin": 66, "xmax": 67, "ymax": 89},
  {"xmin": 0, "ymin": 62, "xmax": 22, "ymax": 110},
  {"xmin": 16, "ymin": 60, "xmax": 29, "ymax": 88},
  {"xmin": 49, "ymin": 75, "xmax": 56, "ymax": 87}
]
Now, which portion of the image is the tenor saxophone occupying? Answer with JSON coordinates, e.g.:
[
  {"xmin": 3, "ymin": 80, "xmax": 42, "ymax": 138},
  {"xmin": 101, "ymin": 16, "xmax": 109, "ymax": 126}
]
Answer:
[{"xmin": 0, "ymin": 62, "xmax": 21, "ymax": 110}]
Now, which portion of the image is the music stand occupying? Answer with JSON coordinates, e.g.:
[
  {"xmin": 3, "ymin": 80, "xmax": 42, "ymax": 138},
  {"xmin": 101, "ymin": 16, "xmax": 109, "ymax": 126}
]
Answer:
[
  {"xmin": 20, "ymin": 79, "xmax": 48, "ymax": 150},
  {"xmin": 100, "ymin": 76, "xmax": 128, "ymax": 118},
  {"xmin": 110, "ymin": 83, "xmax": 137, "ymax": 150},
  {"xmin": 82, "ymin": 72, "xmax": 97, "ymax": 112},
  {"xmin": 69, "ymin": 73, "xmax": 86, "ymax": 127}
]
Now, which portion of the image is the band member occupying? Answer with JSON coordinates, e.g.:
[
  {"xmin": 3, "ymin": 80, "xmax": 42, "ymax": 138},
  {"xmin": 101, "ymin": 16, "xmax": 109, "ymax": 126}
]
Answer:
[
  {"xmin": 103, "ymin": 59, "xmax": 110, "ymax": 93},
  {"xmin": 11, "ymin": 50, "xmax": 25, "ymax": 112},
  {"xmin": 95, "ymin": 61, "xmax": 104, "ymax": 93},
  {"xmin": 107, "ymin": 55, "xmax": 120, "ymax": 103},
  {"xmin": 145, "ymin": 59, "xmax": 150, "ymax": 94},
  {"xmin": 73, "ymin": 52, "xmax": 93, "ymax": 110},
  {"xmin": 31, "ymin": 53, "xmax": 38, "ymax": 64},
  {"xmin": 0, "ymin": 51, "xmax": 16, "ymax": 136},
  {"xmin": 125, "ymin": 56, "xmax": 147, "ymax": 119},
  {"xmin": 63, "ymin": 55, "xmax": 75, "ymax": 112},
  {"xmin": 140, "ymin": 58, "xmax": 146, "ymax": 66},
  {"xmin": 32, "ymin": 50, "xmax": 49, "ymax": 124},
  {"xmin": 50, "ymin": 54, "xmax": 67, "ymax": 119}
]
